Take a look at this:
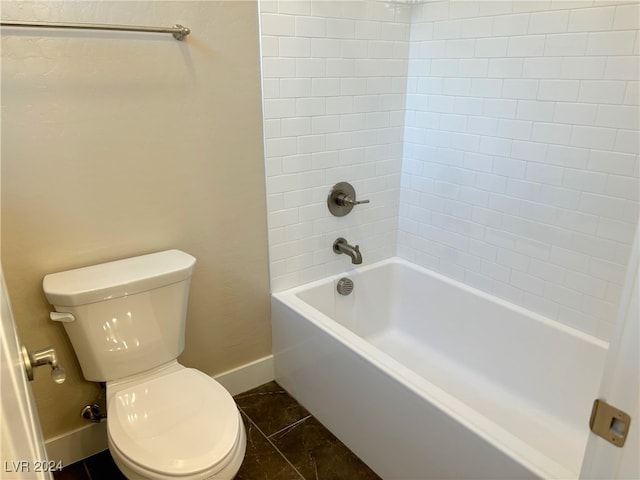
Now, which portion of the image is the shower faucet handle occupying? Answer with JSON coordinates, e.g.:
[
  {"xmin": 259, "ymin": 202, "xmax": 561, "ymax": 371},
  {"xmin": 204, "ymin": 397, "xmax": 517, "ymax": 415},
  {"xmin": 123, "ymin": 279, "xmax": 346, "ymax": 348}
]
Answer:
[
  {"xmin": 328, "ymin": 182, "xmax": 370, "ymax": 217},
  {"xmin": 336, "ymin": 193, "xmax": 370, "ymax": 207}
]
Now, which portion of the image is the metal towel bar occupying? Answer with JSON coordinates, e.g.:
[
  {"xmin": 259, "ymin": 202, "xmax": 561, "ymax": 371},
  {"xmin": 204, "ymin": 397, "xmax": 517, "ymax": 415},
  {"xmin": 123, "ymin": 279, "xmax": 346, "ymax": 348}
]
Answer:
[{"xmin": 0, "ymin": 20, "xmax": 190, "ymax": 40}]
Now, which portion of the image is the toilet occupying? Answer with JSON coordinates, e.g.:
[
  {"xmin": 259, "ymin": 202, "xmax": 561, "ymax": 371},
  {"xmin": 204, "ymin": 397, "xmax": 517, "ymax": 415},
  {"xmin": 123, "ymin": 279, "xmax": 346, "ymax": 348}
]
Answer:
[{"xmin": 42, "ymin": 250, "xmax": 246, "ymax": 480}]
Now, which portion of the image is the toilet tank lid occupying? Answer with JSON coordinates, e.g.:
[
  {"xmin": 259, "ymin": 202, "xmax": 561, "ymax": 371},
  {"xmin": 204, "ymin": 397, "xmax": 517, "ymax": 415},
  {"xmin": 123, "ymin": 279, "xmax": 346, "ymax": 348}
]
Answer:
[{"xmin": 43, "ymin": 250, "xmax": 196, "ymax": 307}]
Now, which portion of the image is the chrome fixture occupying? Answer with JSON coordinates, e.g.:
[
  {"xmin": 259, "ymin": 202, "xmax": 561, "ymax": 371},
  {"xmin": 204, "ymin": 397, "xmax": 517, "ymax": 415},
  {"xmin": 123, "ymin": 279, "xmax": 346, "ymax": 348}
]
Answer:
[
  {"xmin": 21, "ymin": 345, "xmax": 66, "ymax": 384},
  {"xmin": 333, "ymin": 238, "xmax": 362, "ymax": 265},
  {"xmin": 82, "ymin": 403, "xmax": 107, "ymax": 423},
  {"xmin": 328, "ymin": 182, "xmax": 370, "ymax": 217},
  {"xmin": 0, "ymin": 20, "xmax": 191, "ymax": 41},
  {"xmin": 336, "ymin": 277, "xmax": 354, "ymax": 296}
]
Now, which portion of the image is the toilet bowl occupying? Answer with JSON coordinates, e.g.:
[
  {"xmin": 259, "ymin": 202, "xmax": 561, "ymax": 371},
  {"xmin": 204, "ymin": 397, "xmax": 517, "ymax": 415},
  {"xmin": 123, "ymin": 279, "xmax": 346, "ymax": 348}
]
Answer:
[
  {"xmin": 106, "ymin": 362, "xmax": 246, "ymax": 480},
  {"xmin": 42, "ymin": 250, "xmax": 246, "ymax": 479}
]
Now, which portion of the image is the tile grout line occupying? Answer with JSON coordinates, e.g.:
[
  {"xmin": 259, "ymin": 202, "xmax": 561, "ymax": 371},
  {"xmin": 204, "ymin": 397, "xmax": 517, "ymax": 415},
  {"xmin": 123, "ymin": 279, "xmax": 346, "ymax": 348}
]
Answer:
[
  {"xmin": 237, "ymin": 405, "xmax": 307, "ymax": 480},
  {"xmin": 267, "ymin": 413, "xmax": 313, "ymax": 439},
  {"xmin": 82, "ymin": 460, "xmax": 93, "ymax": 480}
]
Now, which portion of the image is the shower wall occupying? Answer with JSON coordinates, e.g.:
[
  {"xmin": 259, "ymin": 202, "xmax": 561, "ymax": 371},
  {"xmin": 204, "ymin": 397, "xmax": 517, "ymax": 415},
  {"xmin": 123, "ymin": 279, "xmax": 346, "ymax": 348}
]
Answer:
[
  {"xmin": 399, "ymin": 0, "xmax": 639, "ymax": 340},
  {"xmin": 261, "ymin": 0, "xmax": 411, "ymax": 291},
  {"xmin": 261, "ymin": 0, "xmax": 639, "ymax": 341}
]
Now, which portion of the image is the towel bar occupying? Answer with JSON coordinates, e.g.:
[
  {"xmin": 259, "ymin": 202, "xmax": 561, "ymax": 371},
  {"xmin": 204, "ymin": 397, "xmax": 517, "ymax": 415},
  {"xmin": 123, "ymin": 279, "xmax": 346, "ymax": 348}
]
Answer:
[{"xmin": 1, "ymin": 20, "xmax": 190, "ymax": 40}]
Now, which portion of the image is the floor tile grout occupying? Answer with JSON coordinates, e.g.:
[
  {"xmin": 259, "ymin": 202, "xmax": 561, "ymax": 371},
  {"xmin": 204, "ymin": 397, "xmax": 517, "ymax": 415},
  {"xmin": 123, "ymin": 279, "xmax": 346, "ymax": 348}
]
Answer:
[
  {"xmin": 82, "ymin": 461, "xmax": 92, "ymax": 480},
  {"xmin": 234, "ymin": 382, "xmax": 380, "ymax": 480},
  {"xmin": 237, "ymin": 406, "xmax": 307, "ymax": 480},
  {"xmin": 268, "ymin": 413, "xmax": 313, "ymax": 440}
]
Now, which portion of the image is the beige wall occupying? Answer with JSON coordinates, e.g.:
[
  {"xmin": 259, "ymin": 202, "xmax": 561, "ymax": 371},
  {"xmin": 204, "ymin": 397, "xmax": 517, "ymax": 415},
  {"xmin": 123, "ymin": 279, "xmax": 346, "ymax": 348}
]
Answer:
[{"xmin": 1, "ymin": 0, "xmax": 270, "ymax": 439}]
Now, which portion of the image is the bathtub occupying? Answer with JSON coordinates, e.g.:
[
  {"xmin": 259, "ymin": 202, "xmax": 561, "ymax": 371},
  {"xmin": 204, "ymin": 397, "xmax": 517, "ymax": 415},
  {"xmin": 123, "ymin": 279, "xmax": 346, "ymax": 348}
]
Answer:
[{"xmin": 272, "ymin": 257, "xmax": 608, "ymax": 479}]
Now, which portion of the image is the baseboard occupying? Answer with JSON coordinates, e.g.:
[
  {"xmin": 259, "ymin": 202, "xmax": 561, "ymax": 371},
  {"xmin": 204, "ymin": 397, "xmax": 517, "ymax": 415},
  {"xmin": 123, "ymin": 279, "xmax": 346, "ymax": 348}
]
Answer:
[
  {"xmin": 213, "ymin": 354, "xmax": 274, "ymax": 396},
  {"xmin": 45, "ymin": 422, "xmax": 107, "ymax": 467},
  {"xmin": 44, "ymin": 355, "xmax": 274, "ymax": 466}
]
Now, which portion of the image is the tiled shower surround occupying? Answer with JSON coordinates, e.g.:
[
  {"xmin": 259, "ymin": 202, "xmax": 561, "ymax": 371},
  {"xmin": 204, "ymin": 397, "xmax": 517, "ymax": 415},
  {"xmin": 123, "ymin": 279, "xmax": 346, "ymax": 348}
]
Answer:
[
  {"xmin": 262, "ymin": 0, "xmax": 411, "ymax": 290},
  {"xmin": 261, "ymin": 0, "xmax": 639, "ymax": 340}
]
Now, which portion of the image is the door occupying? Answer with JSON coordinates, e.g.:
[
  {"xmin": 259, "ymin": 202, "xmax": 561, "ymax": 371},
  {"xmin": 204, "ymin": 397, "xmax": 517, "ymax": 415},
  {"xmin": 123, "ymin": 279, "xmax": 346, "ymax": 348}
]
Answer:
[
  {"xmin": 1, "ymin": 268, "xmax": 53, "ymax": 480},
  {"xmin": 580, "ymin": 230, "xmax": 639, "ymax": 479}
]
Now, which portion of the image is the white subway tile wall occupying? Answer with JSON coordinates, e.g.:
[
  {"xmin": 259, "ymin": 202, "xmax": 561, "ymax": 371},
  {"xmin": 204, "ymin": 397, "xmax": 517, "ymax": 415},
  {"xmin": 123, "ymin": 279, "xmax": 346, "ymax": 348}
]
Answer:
[
  {"xmin": 262, "ymin": 0, "xmax": 639, "ymax": 341},
  {"xmin": 262, "ymin": 0, "xmax": 412, "ymax": 292},
  {"xmin": 401, "ymin": 0, "xmax": 639, "ymax": 340}
]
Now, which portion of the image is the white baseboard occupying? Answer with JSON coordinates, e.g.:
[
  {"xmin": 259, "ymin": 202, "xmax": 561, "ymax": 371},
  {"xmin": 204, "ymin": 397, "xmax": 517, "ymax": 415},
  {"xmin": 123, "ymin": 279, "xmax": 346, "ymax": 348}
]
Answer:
[
  {"xmin": 44, "ymin": 355, "xmax": 274, "ymax": 466},
  {"xmin": 213, "ymin": 354, "xmax": 274, "ymax": 396},
  {"xmin": 45, "ymin": 422, "xmax": 107, "ymax": 467}
]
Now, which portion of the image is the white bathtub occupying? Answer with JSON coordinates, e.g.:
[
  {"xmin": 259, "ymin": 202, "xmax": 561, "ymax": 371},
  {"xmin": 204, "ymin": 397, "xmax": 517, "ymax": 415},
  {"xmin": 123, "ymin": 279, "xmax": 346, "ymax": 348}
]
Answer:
[{"xmin": 272, "ymin": 257, "xmax": 608, "ymax": 479}]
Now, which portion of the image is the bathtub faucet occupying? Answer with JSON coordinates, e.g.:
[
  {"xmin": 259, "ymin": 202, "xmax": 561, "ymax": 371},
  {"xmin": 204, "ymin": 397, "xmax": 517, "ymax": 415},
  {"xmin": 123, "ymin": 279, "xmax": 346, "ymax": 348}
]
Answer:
[{"xmin": 333, "ymin": 238, "xmax": 362, "ymax": 265}]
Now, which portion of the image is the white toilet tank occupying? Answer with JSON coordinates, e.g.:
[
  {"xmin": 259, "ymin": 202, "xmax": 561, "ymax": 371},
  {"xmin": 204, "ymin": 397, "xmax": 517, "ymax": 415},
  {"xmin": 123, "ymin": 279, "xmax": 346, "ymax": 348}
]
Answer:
[{"xmin": 43, "ymin": 250, "xmax": 196, "ymax": 382}]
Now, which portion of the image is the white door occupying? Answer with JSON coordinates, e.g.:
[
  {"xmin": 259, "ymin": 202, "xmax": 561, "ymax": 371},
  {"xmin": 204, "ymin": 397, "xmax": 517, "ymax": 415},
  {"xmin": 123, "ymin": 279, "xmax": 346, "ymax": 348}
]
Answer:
[
  {"xmin": 0, "ymin": 268, "xmax": 53, "ymax": 480},
  {"xmin": 580, "ymin": 231, "xmax": 639, "ymax": 479}
]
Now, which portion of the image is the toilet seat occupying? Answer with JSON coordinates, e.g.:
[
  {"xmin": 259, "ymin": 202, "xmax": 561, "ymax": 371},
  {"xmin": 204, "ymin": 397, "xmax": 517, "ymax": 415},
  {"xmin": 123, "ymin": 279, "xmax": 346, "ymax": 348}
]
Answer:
[{"xmin": 107, "ymin": 365, "xmax": 243, "ymax": 479}]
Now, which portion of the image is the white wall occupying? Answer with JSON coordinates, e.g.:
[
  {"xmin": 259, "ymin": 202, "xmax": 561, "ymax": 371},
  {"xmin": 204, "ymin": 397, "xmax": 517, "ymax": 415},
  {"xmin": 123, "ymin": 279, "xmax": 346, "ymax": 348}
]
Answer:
[
  {"xmin": 261, "ymin": 0, "xmax": 639, "ymax": 341},
  {"xmin": 399, "ymin": 0, "xmax": 639, "ymax": 340},
  {"xmin": 261, "ymin": 0, "xmax": 411, "ymax": 291}
]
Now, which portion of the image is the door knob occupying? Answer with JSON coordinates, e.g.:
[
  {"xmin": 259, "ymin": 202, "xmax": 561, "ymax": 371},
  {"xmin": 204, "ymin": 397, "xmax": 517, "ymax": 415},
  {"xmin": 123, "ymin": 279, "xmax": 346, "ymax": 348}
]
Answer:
[{"xmin": 21, "ymin": 345, "xmax": 66, "ymax": 384}]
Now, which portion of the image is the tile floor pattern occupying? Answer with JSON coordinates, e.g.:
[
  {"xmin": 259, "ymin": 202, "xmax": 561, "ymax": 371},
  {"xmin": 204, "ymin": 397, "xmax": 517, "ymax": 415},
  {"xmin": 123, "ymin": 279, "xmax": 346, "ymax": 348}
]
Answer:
[{"xmin": 53, "ymin": 381, "xmax": 380, "ymax": 480}]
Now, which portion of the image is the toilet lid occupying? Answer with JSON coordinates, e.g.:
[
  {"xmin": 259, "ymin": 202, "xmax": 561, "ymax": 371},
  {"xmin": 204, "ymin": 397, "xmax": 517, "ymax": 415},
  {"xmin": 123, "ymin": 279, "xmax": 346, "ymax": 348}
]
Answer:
[{"xmin": 107, "ymin": 368, "xmax": 240, "ymax": 477}]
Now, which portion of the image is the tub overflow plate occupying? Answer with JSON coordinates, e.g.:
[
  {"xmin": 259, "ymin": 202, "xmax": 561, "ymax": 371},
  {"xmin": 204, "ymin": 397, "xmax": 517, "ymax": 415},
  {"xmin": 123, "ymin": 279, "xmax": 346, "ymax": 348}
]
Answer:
[{"xmin": 336, "ymin": 277, "xmax": 354, "ymax": 296}]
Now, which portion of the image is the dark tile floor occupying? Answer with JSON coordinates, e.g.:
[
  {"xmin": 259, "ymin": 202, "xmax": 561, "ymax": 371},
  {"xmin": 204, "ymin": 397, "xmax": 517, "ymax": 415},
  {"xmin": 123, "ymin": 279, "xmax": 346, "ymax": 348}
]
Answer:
[{"xmin": 54, "ymin": 381, "xmax": 380, "ymax": 480}]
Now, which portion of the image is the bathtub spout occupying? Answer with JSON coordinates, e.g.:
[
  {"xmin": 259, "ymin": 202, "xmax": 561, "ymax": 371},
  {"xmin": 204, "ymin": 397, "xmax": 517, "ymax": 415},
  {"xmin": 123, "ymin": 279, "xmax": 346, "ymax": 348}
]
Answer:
[{"xmin": 333, "ymin": 238, "xmax": 362, "ymax": 265}]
